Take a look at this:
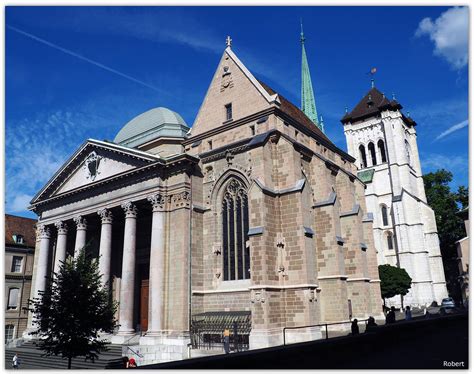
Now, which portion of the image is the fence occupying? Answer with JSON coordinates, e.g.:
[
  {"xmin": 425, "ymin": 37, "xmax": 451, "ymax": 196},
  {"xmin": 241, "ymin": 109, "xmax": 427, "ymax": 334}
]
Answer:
[{"xmin": 283, "ymin": 319, "xmax": 369, "ymax": 346}]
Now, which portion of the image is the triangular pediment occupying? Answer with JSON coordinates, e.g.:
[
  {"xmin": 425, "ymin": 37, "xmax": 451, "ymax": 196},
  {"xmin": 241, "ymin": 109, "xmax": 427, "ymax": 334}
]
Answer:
[
  {"xmin": 31, "ymin": 139, "xmax": 160, "ymax": 204},
  {"xmin": 191, "ymin": 46, "xmax": 280, "ymax": 136}
]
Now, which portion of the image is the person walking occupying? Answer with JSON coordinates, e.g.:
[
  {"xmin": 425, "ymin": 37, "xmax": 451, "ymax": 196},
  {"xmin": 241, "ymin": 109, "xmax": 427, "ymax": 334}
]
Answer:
[
  {"xmin": 405, "ymin": 306, "xmax": 412, "ymax": 321},
  {"xmin": 351, "ymin": 319, "xmax": 360, "ymax": 335},
  {"xmin": 366, "ymin": 316, "xmax": 378, "ymax": 333},
  {"xmin": 386, "ymin": 306, "xmax": 396, "ymax": 324},
  {"xmin": 223, "ymin": 329, "xmax": 230, "ymax": 354},
  {"xmin": 12, "ymin": 353, "xmax": 19, "ymax": 369}
]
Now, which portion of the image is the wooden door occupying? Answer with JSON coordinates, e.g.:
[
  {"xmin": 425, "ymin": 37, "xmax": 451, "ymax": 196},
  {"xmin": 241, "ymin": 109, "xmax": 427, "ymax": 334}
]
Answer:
[{"xmin": 140, "ymin": 279, "xmax": 149, "ymax": 332}]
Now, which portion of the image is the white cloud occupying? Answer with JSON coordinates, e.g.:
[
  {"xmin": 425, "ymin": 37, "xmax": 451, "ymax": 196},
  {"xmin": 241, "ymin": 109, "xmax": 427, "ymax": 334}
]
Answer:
[
  {"xmin": 5, "ymin": 110, "xmax": 111, "ymax": 215},
  {"xmin": 421, "ymin": 153, "xmax": 468, "ymax": 171},
  {"xmin": 435, "ymin": 119, "xmax": 469, "ymax": 141},
  {"xmin": 8, "ymin": 194, "xmax": 34, "ymax": 213},
  {"xmin": 415, "ymin": 6, "xmax": 468, "ymax": 69}
]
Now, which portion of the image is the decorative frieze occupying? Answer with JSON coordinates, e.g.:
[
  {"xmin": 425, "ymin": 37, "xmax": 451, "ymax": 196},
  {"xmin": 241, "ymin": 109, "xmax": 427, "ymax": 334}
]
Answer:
[
  {"xmin": 121, "ymin": 201, "xmax": 138, "ymax": 218},
  {"xmin": 54, "ymin": 221, "xmax": 68, "ymax": 234},
  {"xmin": 98, "ymin": 208, "xmax": 114, "ymax": 224},
  {"xmin": 73, "ymin": 215, "xmax": 87, "ymax": 230},
  {"xmin": 171, "ymin": 191, "xmax": 191, "ymax": 209}
]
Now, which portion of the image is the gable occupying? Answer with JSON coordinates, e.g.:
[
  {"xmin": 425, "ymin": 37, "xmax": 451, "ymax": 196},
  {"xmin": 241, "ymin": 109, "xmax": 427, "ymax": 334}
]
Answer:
[
  {"xmin": 32, "ymin": 140, "xmax": 159, "ymax": 203},
  {"xmin": 191, "ymin": 47, "xmax": 279, "ymax": 136}
]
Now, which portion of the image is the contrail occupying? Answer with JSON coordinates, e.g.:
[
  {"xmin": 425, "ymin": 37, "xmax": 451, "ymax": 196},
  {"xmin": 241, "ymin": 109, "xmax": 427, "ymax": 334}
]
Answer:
[
  {"xmin": 7, "ymin": 24, "xmax": 165, "ymax": 94},
  {"xmin": 435, "ymin": 119, "xmax": 469, "ymax": 141}
]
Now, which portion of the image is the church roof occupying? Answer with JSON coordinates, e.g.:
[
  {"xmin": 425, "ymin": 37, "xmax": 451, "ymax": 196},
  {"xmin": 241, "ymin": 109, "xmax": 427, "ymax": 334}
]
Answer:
[
  {"xmin": 341, "ymin": 87, "xmax": 403, "ymax": 124},
  {"xmin": 258, "ymin": 80, "xmax": 331, "ymax": 143},
  {"xmin": 114, "ymin": 107, "xmax": 190, "ymax": 148}
]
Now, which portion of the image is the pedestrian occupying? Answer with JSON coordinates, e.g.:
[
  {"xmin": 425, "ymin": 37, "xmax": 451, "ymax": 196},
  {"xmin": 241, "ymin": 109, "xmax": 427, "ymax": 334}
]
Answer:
[
  {"xmin": 351, "ymin": 319, "xmax": 360, "ymax": 335},
  {"xmin": 128, "ymin": 357, "xmax": 137, "ymax": 368},
  {"xmin": 405, "ymin": 306, "xmax": 412, "ymax": 321},
  {"xmin": 12, "ymin": 353, "xmax": 19, "ymax": 369},
  {"xmin": 366, "ymin": 316, "xmax": 378, "ymax": 333},
  {"xmin": 122, "ymin": 356, "xmax": 129, "ymax": 369},
  {"xmin": 223, "ymin": 328, "xmax": 230, "ymax": 354},
  {"xmin": 386, "ymin": 306, "xmax": 396, "ymax": 324}
]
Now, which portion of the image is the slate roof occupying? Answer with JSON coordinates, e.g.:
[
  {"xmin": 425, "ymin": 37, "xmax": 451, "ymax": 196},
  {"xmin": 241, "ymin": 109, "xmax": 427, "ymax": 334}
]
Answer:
[
  {"xmin": 5, "ymin": 214, "xmax": 37, "ymax": 248},
  {"xmin": 341, "ymin": 87, "xmax": 404, "ymax": 124},
  {"xmin": 257, "ymin": 80, "xmax": 331, "ymax": 143}
]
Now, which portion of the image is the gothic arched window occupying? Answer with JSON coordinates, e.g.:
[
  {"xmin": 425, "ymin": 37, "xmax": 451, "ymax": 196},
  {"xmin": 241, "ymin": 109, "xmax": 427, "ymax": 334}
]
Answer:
[
  {"xmin": 359, "ymin": 145, "xmax": 368, "ymax": 168},
  {"xmin": 381, "ymin": 205, "xmax": 389, "ymax": 226},
  {"xmin": 378, "ymin": 139, "xmax": 387, "ymax": 163},
  {"xmin": 222, "ymin": 179, "xmax": 250, "ymax": 281},
  {"xmin": 368, "ymin": 142, "xmax": 377, "ymax": 166},
  {"xmin": 386, "ymin": 232, "xmax": 394, "ymax": 250}
]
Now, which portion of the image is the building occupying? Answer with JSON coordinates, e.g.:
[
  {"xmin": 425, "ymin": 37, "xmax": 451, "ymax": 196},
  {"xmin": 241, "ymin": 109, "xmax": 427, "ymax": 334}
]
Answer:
[
  {"xmin": 5, "ymin": 214, "xmax": 37, "ymax": 345},
  {"xmin": 341, "ymin": 84, "xmax": 448, "ymax": 307},
  {"xmin": 456, "ymin": 207, "xmax": 469, "ymax": 304},
  {"xmin": 26, "ymin": 36, "xmax": 383, "ymax": 364}
]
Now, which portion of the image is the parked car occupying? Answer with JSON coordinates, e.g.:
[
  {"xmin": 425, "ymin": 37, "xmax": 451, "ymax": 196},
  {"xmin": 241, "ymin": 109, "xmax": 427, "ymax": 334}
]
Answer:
[
  {"xmin": 441, "ymin": 297, "xmax": 456, "ymax": 308},
  {"xmin": 440, "ymin": 297, "xmax": 457, "ymax": 315}
]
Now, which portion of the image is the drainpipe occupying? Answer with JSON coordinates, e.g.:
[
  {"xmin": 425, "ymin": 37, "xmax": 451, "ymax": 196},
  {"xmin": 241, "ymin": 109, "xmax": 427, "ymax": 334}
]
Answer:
[{"xmin": 188, "ymin": 170, "xmax": 193, "ymax": 336}]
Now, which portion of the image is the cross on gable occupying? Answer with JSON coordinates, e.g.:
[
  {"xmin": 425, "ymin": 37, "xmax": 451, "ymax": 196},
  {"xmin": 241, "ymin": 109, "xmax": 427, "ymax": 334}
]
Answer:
[{"xmin": 226, "ymin": 36, "xmax": 232, "ymax": 48}]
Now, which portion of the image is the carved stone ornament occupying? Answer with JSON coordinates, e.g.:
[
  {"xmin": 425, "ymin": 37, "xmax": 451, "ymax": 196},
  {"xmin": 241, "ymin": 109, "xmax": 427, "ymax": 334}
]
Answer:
[
  {"xmin": 305, "ymin": 288, "xmax": 317, "ymax": 303},
  {"xmin": 97, "ymin": 208, "xmax": 113, "ymax": 224},
  {"xmin": 251, "ymin": 289, "xmax": 266, "ymax": 304},
  {"xmin": 220, "ymin": 65, "xmax": 233, "ymax": 91},
  {"xmin": 212, "ymin": 243, "xmax": 222, "ymax": 256},
  {"xmin": 172, "ymin": 191, "xmax": 191, "ymax": 209},
  {"xmin": 37, "ymin": 224, "xmax": 51, "ymax": 238},
  {"xmin": 121, "ymin": 201, "xmax": 138, "ymax": 218},
  {"xmin": 215, "ymin": 271, "xmax": 221, "ymax": 279},
  {"xmin": 83, "ymin": 151, "xmax": 103, "ymax": 181},
  {"xmin": 54, "ymin": 221, "xmax": 68, "ymax": 234},
  {"xmin": 148, "ymin": 194, "xmax": 166, "ymax": 212},
  {"xmin": 73, "ymin": 216, "xmax": 87, "ymax": 230},
  {"xmin": 225, "ymin": 151, "xmax": 234, "ymax": 166}
]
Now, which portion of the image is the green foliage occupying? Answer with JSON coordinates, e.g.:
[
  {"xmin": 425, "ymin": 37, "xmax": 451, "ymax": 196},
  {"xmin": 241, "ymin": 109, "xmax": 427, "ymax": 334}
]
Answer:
[
  {"xmin": 423, "ymin": 169, "xmax": 468, "ymax": 301},
  {"xmin": 30, "ymin": 248, "xmax": 118, "ymax": 369},
  {"xmin": 378, "ymin": 264, "xmax": 412, "ymax": 300}
]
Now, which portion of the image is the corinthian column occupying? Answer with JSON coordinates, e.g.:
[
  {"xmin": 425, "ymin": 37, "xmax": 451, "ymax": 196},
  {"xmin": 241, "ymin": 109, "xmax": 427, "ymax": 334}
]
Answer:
[
  {"xmin": 73, "ymin": 216, "xmax": 87, "ymax": 258},
  {"xmin": 146, "ymin": 193, "xmax": 166, "ymax": 335},
  {"xmin": 98, "ymin": 208, "xmax": 113, "ymax": 289},
  {"xmin": 53, "ymin": 221, "xmax": 68, "ymax": 275},
  {"xmin": 117, "ymin": 201, "xmax": 138, "ymax": 335},
  {"xmin": 33, "ymin": 224, "xmax": 51, "ymax": 301}
]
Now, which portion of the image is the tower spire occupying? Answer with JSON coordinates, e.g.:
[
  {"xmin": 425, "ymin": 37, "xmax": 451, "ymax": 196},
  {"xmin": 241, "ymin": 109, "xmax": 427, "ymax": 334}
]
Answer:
[{"xmin": 300, "ymin": 21, "xmax": 322, "ymax": 132}]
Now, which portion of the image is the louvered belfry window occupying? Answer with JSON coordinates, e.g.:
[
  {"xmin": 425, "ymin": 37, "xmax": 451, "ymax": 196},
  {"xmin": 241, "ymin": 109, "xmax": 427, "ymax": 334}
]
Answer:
[{"xmin": 222, "ymin": 179, "xmax": 250, "ymax": 281}]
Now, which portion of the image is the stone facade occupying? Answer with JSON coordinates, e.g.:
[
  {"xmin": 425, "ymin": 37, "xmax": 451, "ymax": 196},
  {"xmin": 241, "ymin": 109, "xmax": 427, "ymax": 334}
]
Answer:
[
  {"xmin": 342, "ymin": 87, "xmax": 448, "ymax": 307},
  {"xmin": 5, "ymin": 214, "xmax": 37, "ymax": 345},
  {"xmin": 27, "ymin": 43, "xmax": 383, "ymax": 364}
]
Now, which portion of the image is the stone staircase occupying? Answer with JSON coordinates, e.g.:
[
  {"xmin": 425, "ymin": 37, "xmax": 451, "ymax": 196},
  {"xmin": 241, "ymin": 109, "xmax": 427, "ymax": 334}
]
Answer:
[{"xmin": 5, "ymin": 341, "xmax": 124, "ymax": 369}]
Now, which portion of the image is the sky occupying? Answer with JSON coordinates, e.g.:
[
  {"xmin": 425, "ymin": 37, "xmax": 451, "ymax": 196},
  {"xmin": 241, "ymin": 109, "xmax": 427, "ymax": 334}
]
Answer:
[{"xmin": 6, "ymin": 6, "xmax": 469, "ymax": 218}]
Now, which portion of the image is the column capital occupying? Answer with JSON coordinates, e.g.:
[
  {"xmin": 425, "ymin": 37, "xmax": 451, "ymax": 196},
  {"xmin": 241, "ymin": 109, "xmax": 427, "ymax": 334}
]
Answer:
[
  {"xmin": 121, "ymin": 201, "xmax": 138, "ymax": 218},
  {"xmin": 147, "ymin": 193, "xmax": 166, "ymax": 212},
  {"xmin": 98, "ymin": 208, "xmax": 114, "ymax": 224},
  {"xmin": 73, "ymin": 215, "xmax": 87, "ymax": 230},
  {"xmin": 54, "ymin": 221, "xmax": 68, "ymax": 235},
  {"xmin": 37, "ymin": 224, "xmax": 51, "ymax": 239}
]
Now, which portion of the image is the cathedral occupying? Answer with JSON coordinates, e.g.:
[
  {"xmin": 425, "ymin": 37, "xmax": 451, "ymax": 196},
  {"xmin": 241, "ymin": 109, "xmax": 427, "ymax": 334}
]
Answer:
[{"xmin": 25, "ymin": 29, "xmax": 444, "ymax": 364}]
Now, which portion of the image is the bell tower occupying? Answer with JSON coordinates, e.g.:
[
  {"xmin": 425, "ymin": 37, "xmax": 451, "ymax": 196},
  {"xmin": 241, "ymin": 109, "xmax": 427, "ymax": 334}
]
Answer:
[{"xmin": 341, "ymin": 84, "xmax": 448, "ymax": 307}]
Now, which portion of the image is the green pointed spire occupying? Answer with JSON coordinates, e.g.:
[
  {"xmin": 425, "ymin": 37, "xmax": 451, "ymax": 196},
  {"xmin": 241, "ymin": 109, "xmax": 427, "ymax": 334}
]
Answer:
[{"xmin": 300, "ymin": 21, "xmax": 322, "ymax": 132}]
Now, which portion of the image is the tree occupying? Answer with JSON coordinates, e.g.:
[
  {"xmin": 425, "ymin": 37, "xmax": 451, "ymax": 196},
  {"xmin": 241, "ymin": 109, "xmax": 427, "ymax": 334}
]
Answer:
[
  {"xmin": 423, "ymin": 169, "xmax": 468, "ymax": 303},
  {"xmin": 30, "ymin": 249, "xmax": 118, "ymax": 369},
  {"xmin": 378, "ymin": 264, "xmax": 412, "ymax": 306}
]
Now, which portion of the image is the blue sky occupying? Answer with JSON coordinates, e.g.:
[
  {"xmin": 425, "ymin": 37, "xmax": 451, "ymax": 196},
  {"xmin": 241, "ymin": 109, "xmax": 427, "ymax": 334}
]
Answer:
[{"xmin": 6, "ymin": 6, "xmax": 469, "ymax": 218}]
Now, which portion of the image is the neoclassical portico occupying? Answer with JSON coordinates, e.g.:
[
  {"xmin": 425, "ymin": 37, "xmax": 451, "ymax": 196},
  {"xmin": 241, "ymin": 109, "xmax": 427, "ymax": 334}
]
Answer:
[{"xmin": 27, "ymin": 138, "xmax": 198, "ymax": 343}]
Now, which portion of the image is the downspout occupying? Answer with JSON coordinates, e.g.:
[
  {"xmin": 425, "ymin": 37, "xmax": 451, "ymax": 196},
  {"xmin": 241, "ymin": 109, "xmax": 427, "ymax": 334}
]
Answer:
[{"xmin": 188, "ymin": 169, "xmax": 193, "ymax": 336}]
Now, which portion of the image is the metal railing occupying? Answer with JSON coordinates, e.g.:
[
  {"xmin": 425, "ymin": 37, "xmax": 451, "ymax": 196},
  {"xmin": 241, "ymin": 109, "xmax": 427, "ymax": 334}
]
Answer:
[
  {"xmin": 283, "ymin": 319, "xmax": 369, "ymax": 346},
  {"xmin": 126, "ymin": 346, "xmax": 143, "ymax": 358}
]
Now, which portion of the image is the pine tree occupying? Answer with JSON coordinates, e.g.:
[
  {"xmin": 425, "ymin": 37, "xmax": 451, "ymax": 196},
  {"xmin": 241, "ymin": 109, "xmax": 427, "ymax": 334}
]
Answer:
[{"xmin": 30, "ymin": 248, "xmax": 118, "ymax": 369}]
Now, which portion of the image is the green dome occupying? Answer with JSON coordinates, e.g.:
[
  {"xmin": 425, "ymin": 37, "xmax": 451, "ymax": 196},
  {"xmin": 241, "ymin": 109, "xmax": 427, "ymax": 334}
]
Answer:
[{"xmin": 114, "ymin": 107, "xmax": 189, "ymax": 148}]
